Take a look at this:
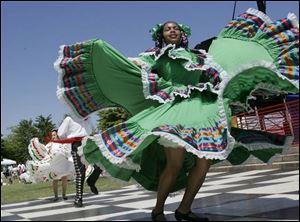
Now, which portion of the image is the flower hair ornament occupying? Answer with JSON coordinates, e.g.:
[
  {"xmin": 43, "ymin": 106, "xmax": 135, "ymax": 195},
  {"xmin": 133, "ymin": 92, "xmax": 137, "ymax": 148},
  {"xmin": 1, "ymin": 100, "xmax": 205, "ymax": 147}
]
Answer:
[{"xmin": 149, "ymin": 23, "xmax": 192, "ymax": 48}]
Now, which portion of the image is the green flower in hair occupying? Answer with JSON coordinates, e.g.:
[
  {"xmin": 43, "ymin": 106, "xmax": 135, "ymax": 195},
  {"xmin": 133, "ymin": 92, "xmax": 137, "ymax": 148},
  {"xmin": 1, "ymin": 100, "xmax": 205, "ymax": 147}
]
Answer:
[
  {"xmin": 149, "ymin": 23, "xmax": 163, "ymax": 41},
  {"xmin": 149, "ymin": 23, "xmax": 192, "ymax": 41}
]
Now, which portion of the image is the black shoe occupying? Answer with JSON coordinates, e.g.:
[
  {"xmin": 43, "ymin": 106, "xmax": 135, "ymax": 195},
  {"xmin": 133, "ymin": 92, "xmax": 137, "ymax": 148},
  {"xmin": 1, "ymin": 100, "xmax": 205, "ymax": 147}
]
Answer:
[
  {"xmin": 175, "ymin": 209, "xmax": 209, "ymax": 221},
  {"xmin": 151, "ymin": 210, "xmax": 167, "ymax": 221},
  {"xmin": 74, "ymin": 199, "xmax": 83, "ymax": 207},
  {"xmin": 89, "ymin": 185, "xmax": 98, "ymax": 195},
  {"xmin": 62, "ymin": 195, "xmax": 68, "ymax": 200},
  {"xmin": 53, "ymin": 196, "xmax": 59, "ymax": 202}
]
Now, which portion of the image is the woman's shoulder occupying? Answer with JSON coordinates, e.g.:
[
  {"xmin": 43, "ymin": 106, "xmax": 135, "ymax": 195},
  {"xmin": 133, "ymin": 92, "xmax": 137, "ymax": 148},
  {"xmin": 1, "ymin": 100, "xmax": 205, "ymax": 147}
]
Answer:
[{"xmin": 139, "ymin": 47, "xmax": 161, "ymax": 56}]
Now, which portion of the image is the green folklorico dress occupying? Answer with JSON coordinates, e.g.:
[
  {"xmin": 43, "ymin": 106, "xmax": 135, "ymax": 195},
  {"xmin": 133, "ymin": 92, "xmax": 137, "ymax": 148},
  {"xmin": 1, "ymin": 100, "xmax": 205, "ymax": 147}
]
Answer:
[{"xmin": 54, "ymin": 8, "xmax": 299, "ymax": 192}]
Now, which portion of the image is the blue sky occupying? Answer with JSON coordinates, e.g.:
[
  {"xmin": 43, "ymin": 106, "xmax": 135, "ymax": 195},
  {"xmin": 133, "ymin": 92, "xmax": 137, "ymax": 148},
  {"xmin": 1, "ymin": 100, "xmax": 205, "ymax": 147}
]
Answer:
[{"xmin": 1, "ymin": 1, "xmax": 299, "ymax": 136}]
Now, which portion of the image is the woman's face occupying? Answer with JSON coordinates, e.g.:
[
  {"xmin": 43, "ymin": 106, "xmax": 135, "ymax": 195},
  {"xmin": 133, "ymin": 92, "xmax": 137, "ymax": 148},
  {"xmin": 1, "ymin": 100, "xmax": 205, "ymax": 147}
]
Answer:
[
  {"xmin": 162, "ymin": 22, "xmax": 182, "ymax": 46},
  {"xmin": 51, "ymin": 131, "xmax": 58, "ymax": 139}
]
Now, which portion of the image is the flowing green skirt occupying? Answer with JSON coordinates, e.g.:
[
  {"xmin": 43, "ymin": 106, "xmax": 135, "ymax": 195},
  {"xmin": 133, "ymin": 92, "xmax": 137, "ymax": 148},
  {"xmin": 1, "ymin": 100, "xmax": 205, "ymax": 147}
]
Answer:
[{"xmin": 54, "ymin": 8, "xmax": 299, "ymax": 192}]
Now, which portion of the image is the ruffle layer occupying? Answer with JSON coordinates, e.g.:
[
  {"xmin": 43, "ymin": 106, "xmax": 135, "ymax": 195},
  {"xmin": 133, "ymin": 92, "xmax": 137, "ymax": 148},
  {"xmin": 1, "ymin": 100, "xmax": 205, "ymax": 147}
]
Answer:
[
  {"xmin": 78, "ymin": 120, "xmax": 229, "ymax": 171},
  {"xmin": 231, "ymin": 127, "xmax": 294, "ymax": 151},
  {"xmin": 153, "ymin": 123, "xmax": 227, "ymax": 151},
  {"xmin": 219, "ymin": 8, "xmax": 299, "ymax": 82},
  {"xmin": 28, "ymin": 138, "xmax": 48, "ymax": 161},
  {"xmin": 79, "ymin": 114, "xmax": 294, "ymax": 173},
  {"xmin": 78, "ymin": 133, "xmax": 142, "ymax": 172},
  {"xmin": 26, "ymin": 141, "xmax": 75, "ymax": 182},
  {"xmin": 54, "ymin": 39, "xmax": 116, "ymax": 120},
  {"xmin": 131, "ymin": 44, "xmax": 223, "ymax": 103},
  {"xmin": 218, "ymin": 61, "xmax": 299, "ymax": 113}
]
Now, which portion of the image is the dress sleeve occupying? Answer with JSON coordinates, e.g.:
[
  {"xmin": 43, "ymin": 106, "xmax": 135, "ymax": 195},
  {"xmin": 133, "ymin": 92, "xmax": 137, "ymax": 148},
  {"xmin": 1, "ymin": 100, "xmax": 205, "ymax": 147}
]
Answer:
[
  {"xmin": 58, "ymin": 117, "xmax": 71, "ymax": 138},
  {"xmin": 128, "ymin": 53, "xmax": 156, "ymax": 70},
  {"xmin": 137, "ymin": 54, "xmax": 156, "ymax": 68}
]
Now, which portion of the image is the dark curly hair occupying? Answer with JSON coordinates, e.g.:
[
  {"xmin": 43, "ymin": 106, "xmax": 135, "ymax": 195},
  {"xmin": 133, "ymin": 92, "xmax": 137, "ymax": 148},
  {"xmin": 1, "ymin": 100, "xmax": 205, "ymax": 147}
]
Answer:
[{"xmin": 155, "ymin": 21, "xmax": 189, "ymax": 49}]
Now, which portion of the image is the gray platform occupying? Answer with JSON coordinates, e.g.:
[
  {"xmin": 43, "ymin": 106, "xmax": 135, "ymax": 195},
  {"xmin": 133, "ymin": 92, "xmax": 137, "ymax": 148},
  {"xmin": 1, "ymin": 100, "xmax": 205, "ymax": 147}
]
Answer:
[{"xmin": 1, "ymin": 169, "xmax": 299, "ymax": 221}]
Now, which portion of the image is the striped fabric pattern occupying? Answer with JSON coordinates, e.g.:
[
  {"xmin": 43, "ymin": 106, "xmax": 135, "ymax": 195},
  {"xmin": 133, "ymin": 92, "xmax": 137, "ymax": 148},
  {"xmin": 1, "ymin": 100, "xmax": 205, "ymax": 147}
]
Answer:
[
  {"xmin": 59, "ymin": 40, "xmax": 101, "ymax": 118},
  {"xmin": 221, "ymin": 11, "xmax": 299, "ymax": 81},
  {"xmin": 29, "ymin": 140, "xmax": 46, "ymax": 161},
  {"xmin": 225, "ymin": 12, "xmax": 265, "ymax": 38},
  {"xmin": 187, "ymin": 50, "xmax": 206, "ymax": 69},
  {"xmin": 28, "ymin": 139, "xmax": 48, "ymax": 161},
  {"xmin": 262, "ymin": 19, "xmax": 299, "ymax": 80},
  {"xmin": 204, "ymin": 67, "xmax": 222, "ymax": 87},
  {"xmin": 101, "ymin": 123, "xmax": 143, "ymax": 158},
  {"xmin": 144, "ymin": 47, "xmax": 161, "ymax": 54},
  {"xmin": 152, "ymin": 123, "xmax": 227, "ymax": 152},
  {"xmin": 146, "ymin": 71, "xmax": 172, "ymax": 101},
  {"xmin": 99, "ymin": 121, "xmax": 228, "ymax": 159}
]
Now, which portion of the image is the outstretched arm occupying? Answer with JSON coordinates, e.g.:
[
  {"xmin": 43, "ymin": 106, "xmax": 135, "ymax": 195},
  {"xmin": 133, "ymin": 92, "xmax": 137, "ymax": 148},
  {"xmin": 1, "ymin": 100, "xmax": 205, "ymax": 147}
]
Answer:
[{"xmin": 57, "ymin": 117, "xmax": 71, "ymax": 138}]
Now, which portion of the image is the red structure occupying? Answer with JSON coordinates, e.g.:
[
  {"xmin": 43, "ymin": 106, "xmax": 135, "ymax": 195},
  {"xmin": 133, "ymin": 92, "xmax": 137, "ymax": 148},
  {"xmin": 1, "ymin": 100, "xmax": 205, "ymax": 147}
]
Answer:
[{"xmin": 234, "ymin": 99, "xmax": 299, "ymax": 146}]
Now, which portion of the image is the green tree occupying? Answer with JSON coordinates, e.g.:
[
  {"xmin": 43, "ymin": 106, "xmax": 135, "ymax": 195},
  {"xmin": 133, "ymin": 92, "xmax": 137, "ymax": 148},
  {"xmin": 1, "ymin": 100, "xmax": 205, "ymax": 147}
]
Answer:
[
  {"xmin": 34, "ymin": 115, "xmax": 56, "ymax": 143},
  {"xmin": 2, "ymin": 115, "xmax": 57, "ymax": 164},
  {"xmin": 1, "ymin": 134, "xmax": 5, "ymax": 161},
  {"xmin": 2, "ymin": 133, "xmax": 18, "ymax": 161},
  {"xmin": 3, "ymin": 120, "xmax": 38, "ymax": 163},
  {"xmin": 97, "ymin": 108, "xmax": 129, "ymax": 131}
]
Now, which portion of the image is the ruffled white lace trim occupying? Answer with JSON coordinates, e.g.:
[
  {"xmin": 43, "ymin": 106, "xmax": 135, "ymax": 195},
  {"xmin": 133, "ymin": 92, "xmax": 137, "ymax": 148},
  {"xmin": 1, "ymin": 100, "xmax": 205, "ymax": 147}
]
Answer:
[
  {"xmin": 53, "ymin": 45, "xmax": 65, "ymax": 88},
  {"xmin": 132, "ymin": 49, "xmax": 221, "ymax": 104},
  {"xmin": 153, "ymin": 132, "xmax": 233, "ymax": 160},
  {"xmin": 246, "ymin": 8, "xmax": 273, "ymax": 24},
  {"xmin": 138, "ymin": 44, "xmax": 174, "ymax": 59},
  {"xmin": 287, "ymin": 12, "xmax": 299, "ymax": 28},
  {"xmin": 166, "ymin": 46, "xmax": 213, "ymax": 71},
  {"xmin": 244, "ymin": 8, "xmax": 299, "ymax": 29},
  {"xmin": 139, "ymin": 44, "xmax": 213, "ymax": 71}
]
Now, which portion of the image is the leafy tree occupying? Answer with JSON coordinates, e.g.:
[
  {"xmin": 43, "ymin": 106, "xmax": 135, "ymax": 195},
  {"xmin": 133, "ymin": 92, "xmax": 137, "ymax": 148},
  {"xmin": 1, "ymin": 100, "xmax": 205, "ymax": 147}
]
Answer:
[
  {"xmin": 2, "ymin": 120, "xmax": 38, "ymax": 163},
  {"xmin": 34, "ymin": 115, "xmax": 56, "ymax": 143},
  {"xmin": 97, "ymin": 108, "xmax": 129, "ymax": 131},
  {"xmin": 1, "ymin": 134, "xmax": 5, "ymax": 161},
  {"xmin": 2, "ymin": 115, "xmax": 57, "ymax": 163},
  {"xmin": 2, "ymin": 133, "xmax": 18, "ymax": 161}
]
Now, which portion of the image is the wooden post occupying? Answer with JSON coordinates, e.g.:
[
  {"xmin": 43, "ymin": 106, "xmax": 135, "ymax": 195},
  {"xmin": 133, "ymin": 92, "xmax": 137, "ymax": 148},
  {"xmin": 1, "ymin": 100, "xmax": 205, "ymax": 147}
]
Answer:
[
  {"xmin": 283, "ymin": 98, "xmax": 294, "ymax": 136},
  {"xmin": 244, "ymin": 113, "xmax": 248, "ymax": 129},
  {"xmin": 239, "ymin": 116, "xmax": 243, "ymax": 128}
]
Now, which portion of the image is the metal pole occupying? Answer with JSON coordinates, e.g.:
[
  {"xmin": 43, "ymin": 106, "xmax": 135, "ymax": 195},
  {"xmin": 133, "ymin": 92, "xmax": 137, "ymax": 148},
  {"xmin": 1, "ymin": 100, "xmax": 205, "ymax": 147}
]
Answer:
[
  {"xmin": 232, "ymin": 1, "xmax": 237, "ymax": 19},
  {"xmin": 256, "ymin": 1, "xmax": 266, "ymax": 14}
]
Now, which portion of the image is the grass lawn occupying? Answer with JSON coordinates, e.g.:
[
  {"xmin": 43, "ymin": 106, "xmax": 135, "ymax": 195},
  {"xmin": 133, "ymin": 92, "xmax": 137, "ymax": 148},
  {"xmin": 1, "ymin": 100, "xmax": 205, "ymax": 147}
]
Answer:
[{"xmin": 1, "ymin": 176, "xmax": 137, "ymax": 204}]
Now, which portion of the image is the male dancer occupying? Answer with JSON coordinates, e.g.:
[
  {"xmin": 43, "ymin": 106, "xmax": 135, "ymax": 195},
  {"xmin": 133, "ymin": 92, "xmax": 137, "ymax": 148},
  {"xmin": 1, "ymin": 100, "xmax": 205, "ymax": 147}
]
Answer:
[{"xmin": 58, "ymin": 115, "xmax": 102, "ymax": 207}]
